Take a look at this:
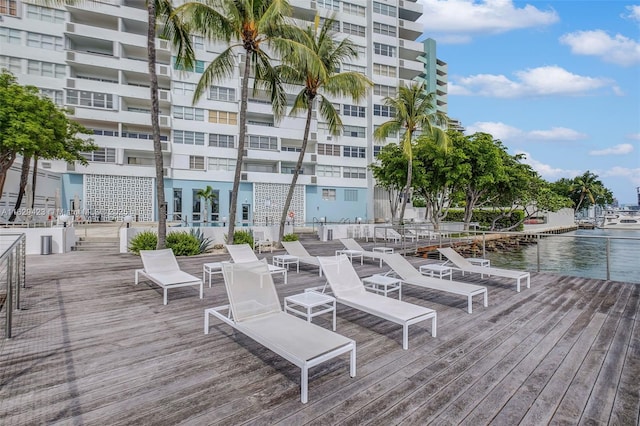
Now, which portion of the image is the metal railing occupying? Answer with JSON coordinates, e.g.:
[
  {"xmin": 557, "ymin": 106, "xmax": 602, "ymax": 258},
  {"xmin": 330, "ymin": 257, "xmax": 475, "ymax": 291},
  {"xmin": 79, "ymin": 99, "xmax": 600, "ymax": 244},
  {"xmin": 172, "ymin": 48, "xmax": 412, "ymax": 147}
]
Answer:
[{"xmin": 1, "ymin": 233, "xmax": 27, "ymax": 339}]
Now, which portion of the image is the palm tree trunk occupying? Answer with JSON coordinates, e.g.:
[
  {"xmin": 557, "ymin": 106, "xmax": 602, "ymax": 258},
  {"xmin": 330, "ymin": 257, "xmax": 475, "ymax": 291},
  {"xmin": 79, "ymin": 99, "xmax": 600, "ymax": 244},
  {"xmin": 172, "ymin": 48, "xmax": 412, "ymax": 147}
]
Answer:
[
  {"xmin": 228, "ymin": 54, "xmax": 252, "ymax": 241},
  {"xmin": 9, "ymin": 156, "xmax": 31, "ymax": 222},
  {"xmin": 30, "ymin": 156, "xmax": 38, "ymax": 210},
  {"xmin": 279, "ymin": 101, "xmax": 313, "ymax": 243},
  {"xmin": 147, "ymin": 1, "xmax": 167, "ymax": 249},
  {"xmin": 398, "ymin": 158, "xmax": 412, "ymax": 223}
]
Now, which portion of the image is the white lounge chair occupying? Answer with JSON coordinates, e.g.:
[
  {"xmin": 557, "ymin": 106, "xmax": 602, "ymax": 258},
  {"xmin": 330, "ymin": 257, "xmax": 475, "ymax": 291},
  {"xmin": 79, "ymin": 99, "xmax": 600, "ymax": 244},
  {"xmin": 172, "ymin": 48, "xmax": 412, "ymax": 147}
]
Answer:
[
  {"xmin": 253, "ymin": 230, "xmax": 273, "ymax": 253},
  {"xmin": 317, "ymin": 255, "xmax": 437, "ymax": 350},
  {"xmin": 135, "ymin": 248, "xmax": 203, "ymax": 305},
  {"xmin": 204, "ymin": 260, "xmax": 356, "ymax": 403},
  {"xmin": 381, "ymin": 253, "xmax": 487, "ymax": 314},
  {"xmin": 226, "ymin": 244, "xmax": 287, "ymax": 283},
  {"xmin": 339, "ymin": 238, "xmax": 386, "ymax": 267},
  {"xmin": 374, "ymin": 227, "xmax": 416, "ymax": 243},
  {"xmin": 282, "ymin": 240, "xmax": 322, "ymax": 276},
  {"xmin": 437, "ymin": 247, "xmax": 531, "ymax": 292}
]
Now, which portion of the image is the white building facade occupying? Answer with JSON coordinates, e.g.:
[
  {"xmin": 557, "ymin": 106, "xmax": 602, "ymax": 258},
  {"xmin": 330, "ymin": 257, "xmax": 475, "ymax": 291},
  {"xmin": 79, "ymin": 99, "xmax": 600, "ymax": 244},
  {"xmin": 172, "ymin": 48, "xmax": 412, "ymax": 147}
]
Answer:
[{"xmin": 0, "ymin": 0, "xmax": 428, "ymax": 225}]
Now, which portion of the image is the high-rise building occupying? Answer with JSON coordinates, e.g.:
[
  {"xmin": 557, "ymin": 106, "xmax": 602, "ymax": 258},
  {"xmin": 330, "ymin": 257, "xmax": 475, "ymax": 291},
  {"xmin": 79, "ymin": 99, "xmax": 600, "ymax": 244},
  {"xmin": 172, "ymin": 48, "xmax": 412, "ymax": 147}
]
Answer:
[{"xmin": 0, "ymin": 0, "xmax": 429, "ymax": 224}]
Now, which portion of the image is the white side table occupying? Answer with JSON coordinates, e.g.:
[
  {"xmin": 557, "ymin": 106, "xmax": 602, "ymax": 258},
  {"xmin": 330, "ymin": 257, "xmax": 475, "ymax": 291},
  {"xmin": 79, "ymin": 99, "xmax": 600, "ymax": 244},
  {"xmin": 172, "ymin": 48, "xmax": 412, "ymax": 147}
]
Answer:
[
  {"xmin": 362, "ymin": 274, "xmax": 402, "ymax": 299},
  {"xmin": 273, "ymin": 254, "xmax": 299, "ymax": 273},
  {"xmin": 372, "ymin": 247, "xmax": 394, "ymax": 267},
  {"xmin": 284, "ymin": 292, "xmax": 337, "ymax": 330},
  {"xmin": 203, "ymin": 262, "xmax": 224, "ymax": 287},
  {"xmin": 336, "ymin": 249, "xmax": 363, "ymax": 265},
  {"xmin": 419, "ymin": 264, "xmax": 453, "ymax": 280},
  {"xmin": 467, "ymin": 258, "xmax": 490, "ymax": 268}
]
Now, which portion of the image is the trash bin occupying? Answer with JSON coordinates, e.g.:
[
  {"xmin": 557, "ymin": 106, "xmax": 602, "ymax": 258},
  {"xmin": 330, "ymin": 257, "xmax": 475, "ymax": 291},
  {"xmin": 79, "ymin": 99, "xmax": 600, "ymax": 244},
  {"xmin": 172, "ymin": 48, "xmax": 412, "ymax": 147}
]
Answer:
[
  {"xmin": 327, "ymin": 228, "xmax": 333, "ymax": 241},
  {"xmin": 41, "ymin": 235, "xmax": 52, "ymax": 255}
]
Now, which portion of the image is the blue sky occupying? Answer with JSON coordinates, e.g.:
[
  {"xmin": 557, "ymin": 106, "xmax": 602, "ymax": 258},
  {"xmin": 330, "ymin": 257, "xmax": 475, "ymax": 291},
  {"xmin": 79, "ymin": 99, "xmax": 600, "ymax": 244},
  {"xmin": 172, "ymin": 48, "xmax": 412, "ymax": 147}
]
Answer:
[{"xmin": 416, "ymin": 0, "xmax": 640, "ymax": 205}]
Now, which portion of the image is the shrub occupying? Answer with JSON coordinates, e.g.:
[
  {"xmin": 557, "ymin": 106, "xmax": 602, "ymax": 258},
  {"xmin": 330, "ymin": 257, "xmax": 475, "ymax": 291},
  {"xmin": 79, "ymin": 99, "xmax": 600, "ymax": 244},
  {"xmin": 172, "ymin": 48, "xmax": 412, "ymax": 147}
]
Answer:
[
  {"xmin": 232, "ymin": 230, "xmax": 254, "ymax": 246},
  {"xmin": 166, "ymin": 231, "xmax": 201, "ymax": 256},
  {"xmin": 282, "ymin": 233, "xmax": 299, "ymax": 242},
  {"xmin": 129, "ymin": 230, "xmax": 157, "ymax": 254},
  {"xmin": 190, "ymin": 228, "xmax": 212, "ymax": 253}
]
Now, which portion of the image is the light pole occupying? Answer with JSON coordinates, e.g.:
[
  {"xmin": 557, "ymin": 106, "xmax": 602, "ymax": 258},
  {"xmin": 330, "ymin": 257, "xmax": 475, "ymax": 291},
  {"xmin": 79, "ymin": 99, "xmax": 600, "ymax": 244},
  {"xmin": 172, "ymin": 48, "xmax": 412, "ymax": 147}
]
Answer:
[{"xmin": 123, "ymin": 215, "xmax": 133, "ymax": 229}]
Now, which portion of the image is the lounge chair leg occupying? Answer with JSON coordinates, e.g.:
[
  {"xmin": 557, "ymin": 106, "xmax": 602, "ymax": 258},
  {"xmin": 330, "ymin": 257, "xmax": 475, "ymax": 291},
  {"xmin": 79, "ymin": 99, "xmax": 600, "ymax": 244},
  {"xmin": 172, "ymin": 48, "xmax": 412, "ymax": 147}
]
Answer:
[
  {"xmin": 403, "ymin": 324, "xmax": 408, "ymax": 350},
  {"xmin": 527, "ymin": 276, "xmax": 530, "ymax": 289},
  {"xmin": 468, "ymin": 295, "xmax": 472, "ymax": 314},
  {"xmin": 484, "ymin": 291, "xmax": 488, "ymax": 307},
  {"xmin": 301, "ymin": 366, "xmax": 309, "ymax": 404},
  {"xmin": 517, "ymin": 278, "xmax": 521, "ymax": 293},
  {"xmin": 164, "ymin": 289, "xmax": 168, "ymax": 305},
  {"xmin": 432, "ymin": 314, "xmax": 437, "ymax": 338},
  {"xmin": 200, "ymin": 283, "xmax": 203, "ymax": 299},
  {"xmin": 204, "ymin": 309, "xmax": 209, "ymax": 334},
  {"xmin": 350, "ymin": 344, "xmax": 356, "ymax": 377}
]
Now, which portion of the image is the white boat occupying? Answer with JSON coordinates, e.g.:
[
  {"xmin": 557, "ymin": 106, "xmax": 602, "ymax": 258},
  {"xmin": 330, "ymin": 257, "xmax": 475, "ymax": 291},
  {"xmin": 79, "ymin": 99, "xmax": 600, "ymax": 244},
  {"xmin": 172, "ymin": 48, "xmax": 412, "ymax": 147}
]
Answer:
[{"xmin": 598, "ymin": 209, "xmax": 640, "ymax": 230}]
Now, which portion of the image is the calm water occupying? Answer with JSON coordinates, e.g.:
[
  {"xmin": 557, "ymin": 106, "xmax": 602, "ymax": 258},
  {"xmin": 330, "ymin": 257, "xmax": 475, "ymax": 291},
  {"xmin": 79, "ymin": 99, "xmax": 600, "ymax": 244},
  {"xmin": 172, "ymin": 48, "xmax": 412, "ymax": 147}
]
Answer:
[{"xmin": 481, "ymin": 229, "xmax": 640, "ymax": 283}]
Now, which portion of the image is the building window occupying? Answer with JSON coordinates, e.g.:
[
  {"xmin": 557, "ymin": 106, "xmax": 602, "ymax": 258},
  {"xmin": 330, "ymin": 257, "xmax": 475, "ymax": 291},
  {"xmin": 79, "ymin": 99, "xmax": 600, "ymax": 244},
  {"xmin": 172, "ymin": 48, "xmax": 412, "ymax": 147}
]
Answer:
[
  {"xmin": 343, "ymin": 23, "xmax": 366, "ymax": 37},
  {"xmin": 0, "ymin": 56, "xmax": 21, "ymax": 74},
  {"xmin": 40, "ymin": 88, "xmax": 64, "ymax": 105},
  {"xmin": 208, "ymin": 157, "xmax": 236, "ymax": 171},
  {"xmin": 209, "ymin": 110, "xmax": 237, "ymax": 124},
  {"xmin": 317, "ymin": 0, "xmax": 340, "ymax": 10},
  {"xmin": 209, "ymin": 134, "xmax": 235, "ymax": 148},
  {"xmin": 209, "ymin": 85, "xmax": 236, "ymax": 102},
  {"xmin": 373, "ymin": 145, "xmax": 383, "ymax": 157},
  {"xmin": 342, "ymin": 63, "xmax": 367, "ymax": 75},
  {"xmin": 317, "ymin": 165, "xmax": 341, "ymax": 178},
  {"xmin": 373, "ymin": 1, "xmax": 396, "ymax": 17},
  {"xmin": 343, "ymin": 167, "xmax": 366, "ymax": 179},
  {"xmin": 342, "ymin": 104, "xmax": 365, "ymax": 118},
  {"xmin": 317, "ymin": 143, "xmax": 341, "ymax": 156},
  {"xmin": 343, "ymin": 2, "xmax": 365, "ymax": 16},
  {"xmin": 27, "ymin": 60, "xmax": 65, "ymax": 78},
  {"xmin": 343, "ymin": 126, "xmax": 366, "ymax": 138},
  {"xmin": 373, "ymin": 63, "xmax": 397, "ymax": 78},
  {"xmin": 374, "ymin": 84, "xmax": 397, "ymax": 97},
  {"xmin": 172, "ymin": 81, "xmax": 196, "ymax": 95},
  {"xmin": 344, "ymin": 189, "xmax": 358, "ymax": 201},
  {"xmin": 322, "ymin": 188, "xmax": 337, "ymax": 201},
  {"xmin": 191, "ymin": 35, "xmax": 205, "ymax": 50},
  {"xmin": 0, "ymin": 0, "xmax": 18, "ymax": 16},
  {"xmin": 374, "ymin": 104, "xmax": 396, "ymax": 117},
  {"xmin": 26, "ymin": 5, "xmax": 65, "ymax": 23},
  {"xmin": 343, "ymin": 146, "xmax": 366, "ymax": 158},
  {"xmin": 374, "ymin": 42, "xmax": 396, "ymax": 57},
  {"xmin": 189, "ymin": 156, "xmax": 205, "ymax": 170},
  {"xmin": 247, "ymin": 135, "xmax": 277, "ymax": 150},
  {"xmin": 373, "ymin": 22, "xmax": 396, "ymax": 37},
  {"xmin": 319, "ymin": 17, "xmax": 340, "ymax": 32},
  {"xmin": 0, "ymin": 28, "xmax": 21, "ymax": 44},
  {"xmin": 173, "ymin": 106, "xmax": 204, "ymax": 121},
  {"xmin": 173, "ymin": 56, "xmax": 204, "ymax": 73},
  {"xmin": 82, "ymin": 148, "xmax": 116, "ymax": 163},
  {"xmin": 66, "ymin": 90, "xmax": 114, "ymax": 109},
  {"xmin": 173, "ymin": 130, "xmax": 205, "ymax": 146},
  {"xmin": 173, "ymin": 188, "xmax": 182, "ymax": 220},
  {"xmin": 27, "ymin": 32, "xmax": 64, "ymax": 51}
]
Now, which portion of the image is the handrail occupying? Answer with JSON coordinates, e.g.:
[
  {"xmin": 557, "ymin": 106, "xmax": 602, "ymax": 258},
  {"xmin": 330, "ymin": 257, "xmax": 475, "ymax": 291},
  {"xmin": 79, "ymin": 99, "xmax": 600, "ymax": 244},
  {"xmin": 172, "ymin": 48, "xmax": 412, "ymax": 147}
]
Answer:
[{"xmin": 1, "ymin": 233, "xmax": 26, "ymax": 339}]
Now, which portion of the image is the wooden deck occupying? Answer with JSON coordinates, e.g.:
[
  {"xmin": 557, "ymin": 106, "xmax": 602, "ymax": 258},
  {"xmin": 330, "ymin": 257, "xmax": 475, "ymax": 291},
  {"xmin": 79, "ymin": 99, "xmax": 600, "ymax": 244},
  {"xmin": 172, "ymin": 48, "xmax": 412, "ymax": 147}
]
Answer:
[{"xmin": 1, "ymin": 240, "xmax": 638, "ymax": 425}]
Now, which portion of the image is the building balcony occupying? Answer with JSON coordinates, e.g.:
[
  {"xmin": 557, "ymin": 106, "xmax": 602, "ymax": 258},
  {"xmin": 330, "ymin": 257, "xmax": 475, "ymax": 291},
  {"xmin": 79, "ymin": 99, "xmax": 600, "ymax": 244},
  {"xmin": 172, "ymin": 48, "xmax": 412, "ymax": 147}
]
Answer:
[
  {"xmin": 398, "ymin": 19, "xmax": 423, "ymax": 41},
  {"xmin": 398, "ymin": 0, "xmax": 423, "ymax": 22},
  {"xmin": 399, "ymin": 39, "xmax": 423, "ymax": 60}
]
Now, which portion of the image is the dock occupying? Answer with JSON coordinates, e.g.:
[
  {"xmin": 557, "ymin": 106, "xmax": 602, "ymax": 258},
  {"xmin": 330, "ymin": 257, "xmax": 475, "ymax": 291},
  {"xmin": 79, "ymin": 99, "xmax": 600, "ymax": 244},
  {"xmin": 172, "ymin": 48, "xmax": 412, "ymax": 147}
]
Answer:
[{"xmin": 1, "ymin": 240, "xmax": 638, "ymax": 425}]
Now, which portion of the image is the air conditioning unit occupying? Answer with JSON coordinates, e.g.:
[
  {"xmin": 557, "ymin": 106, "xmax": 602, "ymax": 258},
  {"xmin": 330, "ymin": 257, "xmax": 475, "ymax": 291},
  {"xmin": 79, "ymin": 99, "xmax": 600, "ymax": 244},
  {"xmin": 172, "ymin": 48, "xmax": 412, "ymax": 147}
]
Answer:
[
  {"xmin": 66, "ymin": 23, "xmax": 75, "ymax": 33},
  {"xmin": 163, "ymin": 167, "xmax": 171, "ymax": 177},
  {"xmin": 160, "ymin": 142, "xmax": 169, "ymax": 151},
  {"xmin": 41, "ymin": 162, "xmax": 52, "ymax": 169},
  {"xmin": 326, "ymin": 135, "xmax": 332, "ymax": 141},
  {"xmin": 399, "ymin": 60, "xmax": 405, "ymax": 67},
  {"xmin": 159, "ymin": 89, "xmax": 170, "ymax": 101},
  {"xmin": 159, "ymin": 115, "xmax": 170, "ymax": 127},
  {"xmin": 66, "ymin": 78, "xmax": 75, "ymax": 88},
  {"xmin": 311, "ymin": 176, "xmax": 317, "ymax": 184},
  {"xmin": 310, "ymin": 1, "xmax": 316, "ymax": 9},
  {"xmin": 241, "ymin": 173, "xmax": 248, "ymax": 181},
  {"xmin": 310, "ymin": 154, "xmax": 317, "ymax": 162},
  {"xmin": 157, "ymin": 39, "xmax": 169, "ymax": 50},
  {"xmin": 66, "ymin": 52, "xmax": 75, "ymax": 62},
  {"xmin": 399, "ymin": 20, "xmax": 405, "ymax": 27},
  {"xmin": 158, "ymin": 65, "xmax": 169, "ymax": 76},
  {"xmin": 400, "ymin": 40, "xmax": 405, "ymax": 47},
  {"xmin": 242, "ymin": 149, "xmax": 248, "ymax": 156},
  {"xmin": 310, "ymin": 132, "xmax": 317, "ymax": 140}
]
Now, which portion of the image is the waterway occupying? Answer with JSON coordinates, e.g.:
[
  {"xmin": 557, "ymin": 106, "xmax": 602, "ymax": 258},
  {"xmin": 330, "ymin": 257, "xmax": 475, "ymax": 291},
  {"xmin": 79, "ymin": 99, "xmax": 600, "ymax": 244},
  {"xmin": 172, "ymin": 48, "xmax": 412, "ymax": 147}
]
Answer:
[{"xmin": 482, "ymin": 229, "xmax": 640, "ymax": 284}]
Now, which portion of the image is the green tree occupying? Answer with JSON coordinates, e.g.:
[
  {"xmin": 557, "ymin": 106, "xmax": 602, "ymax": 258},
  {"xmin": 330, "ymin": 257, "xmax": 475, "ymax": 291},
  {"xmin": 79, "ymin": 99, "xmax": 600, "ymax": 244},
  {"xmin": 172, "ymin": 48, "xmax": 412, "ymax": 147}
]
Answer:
[
  {"xmin": 0, "ymin": 71, "xmax": 95, "ymax": 219},
  {"xmin": 569, "ymin": 171, "xmax": 613, "ymax": 213},
  {"xmin": 195, "ymin": 185, "xmax": 217, "ymax": 222},
  {"xmin": 373, "ymin": 82, "xmax": 448, "ymax": 223},
  {"xmin": 276, "ymin": 15, "xmax": 371, "ymax": 243},
  {"xmin": 174, "ymin": 0, "xmax": 295, "ymax": 240},
  {"xmin": 369, "ymin": 143, "xmax": 409, "ymax": 221}
]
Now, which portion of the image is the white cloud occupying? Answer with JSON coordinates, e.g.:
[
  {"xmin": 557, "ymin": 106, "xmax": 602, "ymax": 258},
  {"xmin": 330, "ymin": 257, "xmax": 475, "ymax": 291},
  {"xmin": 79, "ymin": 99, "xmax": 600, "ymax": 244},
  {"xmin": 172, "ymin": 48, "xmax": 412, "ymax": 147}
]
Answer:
[
  {"xmin": 602, "ymin": 166, "xmax": 640, "ymax": 186},
  {"xmin": 559, "ymin": 30, "xmax": 640, "ymax": 67},
  {"xmin": 628, "ymin": 133, "xmax": 640, "ymax": 141},
  {"xmin": 416, "ymin": 0, "xmax": 558, "ymax": 42},
  {"xmin": 467, "ymin": 122, "xmax": 587, "ymax": 142},
  {"xmin": 451, "ymin": 66, "xmax": 613, "ymax": 98},
  {"xmin": 623, "ymin": 5, "xmax": 640, "ymax": 23},
  {"xmin": 589, "ymin": 144, "xmax": 635, "ymax": 156},
  {"xmin": 516, "ymin": 151, "xmax": 581, "ymax": 179}
]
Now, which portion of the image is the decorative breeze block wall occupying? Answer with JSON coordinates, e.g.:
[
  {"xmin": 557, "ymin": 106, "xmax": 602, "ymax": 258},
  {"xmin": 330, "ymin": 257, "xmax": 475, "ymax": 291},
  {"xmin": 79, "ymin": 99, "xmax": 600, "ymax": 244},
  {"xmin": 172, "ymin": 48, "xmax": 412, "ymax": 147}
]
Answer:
[
  {"xmin": 85, "ymin": 174, "xmax": 154, "ymax": 221},
  {"xmin": 254, "ymin": 183, "xmax": 304, "ymax": 224}
]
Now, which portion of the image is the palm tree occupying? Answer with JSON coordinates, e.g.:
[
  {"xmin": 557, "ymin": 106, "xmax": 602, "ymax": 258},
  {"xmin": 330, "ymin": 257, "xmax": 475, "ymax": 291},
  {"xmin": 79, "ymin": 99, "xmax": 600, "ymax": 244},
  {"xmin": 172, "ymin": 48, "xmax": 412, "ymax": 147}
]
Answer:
[
  {"xmin": 195, "ymin": 185, "xmax": 217, "ymax": 222},
  {"xmin": 173, "ymin": 0, "xmax": 296, "ymax": 240},
  {"xmin": 373, "ymin": 82, "xmax": 449, "ymax": 223},
  {"xmin": 276, "ymin": 15, "xmax": 371, "ymax": 243},
  {"xmin": 571, "ymin": 170, "xmax": 599, "ymax": 213}
]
